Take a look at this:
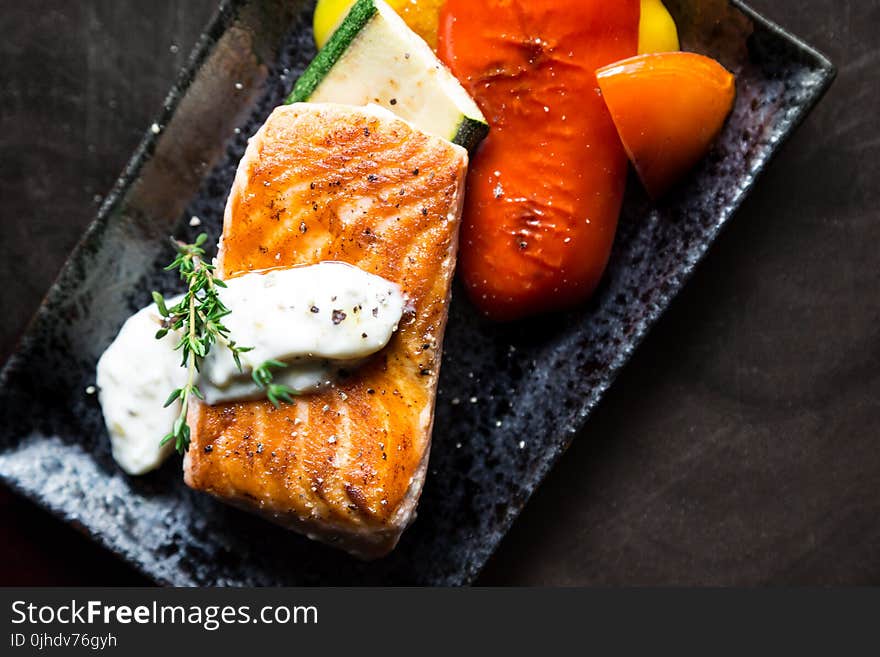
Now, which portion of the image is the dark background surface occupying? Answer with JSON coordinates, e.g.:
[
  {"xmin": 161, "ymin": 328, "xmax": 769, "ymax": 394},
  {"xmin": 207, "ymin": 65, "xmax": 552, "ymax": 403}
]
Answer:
[{"xmin": 1, "ymin": 0, "xmax": 877, "ymax": 586}]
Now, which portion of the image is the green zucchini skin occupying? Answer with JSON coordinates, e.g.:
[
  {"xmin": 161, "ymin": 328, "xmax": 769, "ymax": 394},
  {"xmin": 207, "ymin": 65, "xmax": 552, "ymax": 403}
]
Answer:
[
  {"xmin": 287, "ymin": 0, "xmax": 378, "ymax": 104},
  {"xmin": 453, "ymin": 118, "xmax": 490, "ymax": 156}
]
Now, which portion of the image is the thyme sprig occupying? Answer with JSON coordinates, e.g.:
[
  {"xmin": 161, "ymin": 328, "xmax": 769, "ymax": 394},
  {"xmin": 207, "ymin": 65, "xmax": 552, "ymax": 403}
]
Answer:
[
  {"xmin": 252, "ymin": 359, "xmax": 297, "ymax": 408},
  {"xmin": 153, "ymin": 233, "xmax": 252, "ymax": 453},
  {"xmin": 154, "ymin": 234, "xmax": 299, "ymax": 453}
]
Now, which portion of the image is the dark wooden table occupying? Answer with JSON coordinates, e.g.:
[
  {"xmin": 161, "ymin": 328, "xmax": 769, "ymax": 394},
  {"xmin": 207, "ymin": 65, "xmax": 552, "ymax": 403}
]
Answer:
[{"xmin": 2, "ymin": 0, "xmax": 878, "ymax": 586}]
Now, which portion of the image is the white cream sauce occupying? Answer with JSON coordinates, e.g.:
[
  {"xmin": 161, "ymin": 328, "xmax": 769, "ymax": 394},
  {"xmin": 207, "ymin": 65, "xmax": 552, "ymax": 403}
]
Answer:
[
  {"xmin": 199, "ymin": 262, "xmax": 405, "ymax": 404},
  {"xmin": 96, "ymin": 262, "xmax": 405, "ymax": 474},
  {"xmin": 96, "ymin": 296, "xmax": 186, "ymax": 475}
]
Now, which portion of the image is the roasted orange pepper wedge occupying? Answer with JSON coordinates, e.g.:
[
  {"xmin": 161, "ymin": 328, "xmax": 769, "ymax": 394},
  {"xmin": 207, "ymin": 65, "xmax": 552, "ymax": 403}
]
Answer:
[
  {"xmin": 439, "ymin": 0, "xmax": 640, "ymax": 321},
  {"xmin": 597, "ymin": 52, "xmax": 736, "ymax": 200}
]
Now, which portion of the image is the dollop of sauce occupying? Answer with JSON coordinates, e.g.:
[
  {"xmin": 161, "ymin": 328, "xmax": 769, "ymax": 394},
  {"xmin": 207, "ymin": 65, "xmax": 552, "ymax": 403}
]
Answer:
[
  {"xmin": 96, "ymin": 296, "xmax": 186, "ymax": 475},
  {"xmin": 96, "ymin": 262, "xmax": 405, "ymax": 474},
  {"xmin": 199, "ymin": 262, "xmax": 405, "ymax": 404}
]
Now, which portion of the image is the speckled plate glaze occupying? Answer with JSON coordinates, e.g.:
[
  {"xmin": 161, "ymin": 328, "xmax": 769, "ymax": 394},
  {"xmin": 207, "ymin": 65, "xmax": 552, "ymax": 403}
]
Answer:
[{"xmin": 0, "ymin": 0, "xmax": 833, "ymax": 585}]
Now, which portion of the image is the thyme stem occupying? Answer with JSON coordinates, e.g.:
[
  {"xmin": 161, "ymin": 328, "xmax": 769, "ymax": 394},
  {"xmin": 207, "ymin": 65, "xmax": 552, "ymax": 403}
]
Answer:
[
  {"xmin": 153, "ymin": 233, "xmax": 294, "ymax": 453},
  {"xmin": 153, "ymin": 234, "xmax": 248, "ymax": 453}
]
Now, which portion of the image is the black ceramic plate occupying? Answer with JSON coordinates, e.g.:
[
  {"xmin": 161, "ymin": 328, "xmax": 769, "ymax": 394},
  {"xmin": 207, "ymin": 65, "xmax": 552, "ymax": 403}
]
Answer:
[{"xmin": 0, "ymin": 0, "xmax": 833, "ymax": 585}]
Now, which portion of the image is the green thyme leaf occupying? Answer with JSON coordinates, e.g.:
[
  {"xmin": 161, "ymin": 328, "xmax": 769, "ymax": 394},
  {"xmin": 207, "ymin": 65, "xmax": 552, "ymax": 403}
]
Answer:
[
  {"xmin": 151, "ymin": 291, "xmax": 169, "ymax": 316},
  {"xmin": 252, "ymin": 360, "xmax": 297, "ymax": 409}
]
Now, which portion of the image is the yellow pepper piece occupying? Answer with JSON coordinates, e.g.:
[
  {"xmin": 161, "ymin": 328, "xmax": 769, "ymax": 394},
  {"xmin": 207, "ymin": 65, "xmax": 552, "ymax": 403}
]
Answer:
[
  {"xmin": 313, "ymin": 0, "xmax": 357, "ymax": 50},
  {"xmin": 638, "ymin": 0, "xmax": 680, "ymax": 54},
  {"xmin": 314, "ymin": 0, "xmax": 443, "ymax": 51}
]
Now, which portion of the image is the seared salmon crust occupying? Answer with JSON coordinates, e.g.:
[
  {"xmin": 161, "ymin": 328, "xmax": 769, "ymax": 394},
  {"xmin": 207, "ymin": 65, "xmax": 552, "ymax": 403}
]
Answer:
[{"xmin": 184, "ymin": 103, "xmax": 468, "ymax": 558}]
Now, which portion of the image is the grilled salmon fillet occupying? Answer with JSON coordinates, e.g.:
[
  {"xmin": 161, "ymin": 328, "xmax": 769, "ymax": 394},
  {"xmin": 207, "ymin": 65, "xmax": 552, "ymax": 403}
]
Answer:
[{"xmin": 183, "ymin": 103, "xmax": 468, "ymax": 558}]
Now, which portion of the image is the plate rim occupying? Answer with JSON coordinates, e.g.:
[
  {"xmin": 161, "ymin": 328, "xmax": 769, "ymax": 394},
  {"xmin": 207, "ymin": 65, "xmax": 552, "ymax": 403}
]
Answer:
[{"xmin": 0, "ymin": 0, "xmax": 836, "ymax": 586}]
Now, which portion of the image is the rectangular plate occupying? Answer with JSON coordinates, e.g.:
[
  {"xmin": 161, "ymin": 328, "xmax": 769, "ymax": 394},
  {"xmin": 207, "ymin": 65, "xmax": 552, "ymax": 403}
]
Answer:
[{"xmin": 0, "ymin": 0, "xmax": 834, "ymax": 585}]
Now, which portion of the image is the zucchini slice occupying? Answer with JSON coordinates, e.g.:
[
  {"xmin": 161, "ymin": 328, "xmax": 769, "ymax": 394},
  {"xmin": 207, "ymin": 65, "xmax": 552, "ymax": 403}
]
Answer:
[{"xmin": 288, "ymin": 0, "xmax": 488, "ymax": 153}]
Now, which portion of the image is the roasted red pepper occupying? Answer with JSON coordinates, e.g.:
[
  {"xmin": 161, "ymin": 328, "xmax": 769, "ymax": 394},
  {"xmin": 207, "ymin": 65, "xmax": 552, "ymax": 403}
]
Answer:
[{"xmin": 439, "ymin": 0, "xmax": 640, "ymax": 321}]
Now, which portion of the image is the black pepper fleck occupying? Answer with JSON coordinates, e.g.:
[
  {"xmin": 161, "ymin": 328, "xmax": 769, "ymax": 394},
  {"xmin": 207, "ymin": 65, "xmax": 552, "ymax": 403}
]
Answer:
[
  {"xmin": 363, "ymin": 127, "xmax": 370, "ymax": 137},
  {"xmin": 300, "ymin": 221, "xmax": 308, "ymax": 233},
  {"xmin": 332, "ymin": 309, "xmax": 347, "ymax": 324},
  {"xmin": 367, "ymin": 174, "xmax": 378, "ymax": 182},
  {"xmin": 310, "ymin": 306, "xmax": 320, "ymax": 313},
  {"xmin": 412, "ymin": 168, "xmax": 419, "ymax": 176},
  {"xmin": 390, "ymin": 98, "xmax": 397, "ymax": 105},
  {"xmin": 204, "ymin": 445, "xmax": 213, "ymax": 453}
]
